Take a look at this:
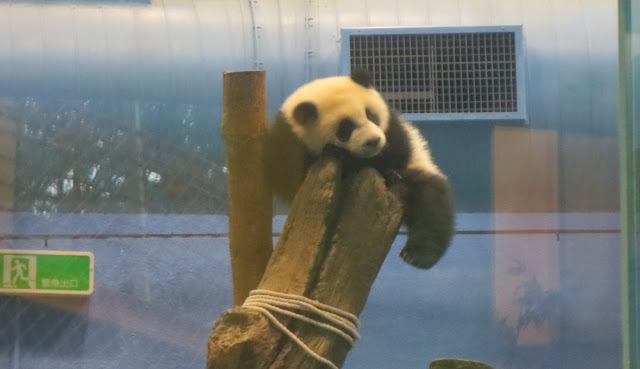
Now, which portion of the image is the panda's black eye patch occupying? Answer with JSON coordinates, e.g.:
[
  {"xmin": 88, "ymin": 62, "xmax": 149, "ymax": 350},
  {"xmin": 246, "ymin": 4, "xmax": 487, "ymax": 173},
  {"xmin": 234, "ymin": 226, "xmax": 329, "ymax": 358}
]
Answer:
[
  {"xmin": 366, "ymin": 108, "xmax": 380, "ymax": 125},
  {"xmin": 293, "ymin": 102, "xmax": 318, "ymax": 125},
  {"xmin": 336, "ymin": 118, "xmax": 356, "ymax": 142}
]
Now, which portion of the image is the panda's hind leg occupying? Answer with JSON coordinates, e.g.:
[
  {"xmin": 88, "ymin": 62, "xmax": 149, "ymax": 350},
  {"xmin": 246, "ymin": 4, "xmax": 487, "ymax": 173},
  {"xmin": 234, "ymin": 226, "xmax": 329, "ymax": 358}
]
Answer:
[{"xmin": 400, "ymin": 169, "xmax": 454, "ymax": 269}]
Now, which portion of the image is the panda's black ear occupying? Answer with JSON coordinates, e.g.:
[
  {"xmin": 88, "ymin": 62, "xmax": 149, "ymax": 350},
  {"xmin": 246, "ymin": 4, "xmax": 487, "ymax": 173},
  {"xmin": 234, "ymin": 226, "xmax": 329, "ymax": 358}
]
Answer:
[
  {"xmin": 350, "ymin": 69, "xmax": 373, "ymax": 88},
  {"xmin": 293, "ymin": 102, "xmax": 318, "ymax": 125}
]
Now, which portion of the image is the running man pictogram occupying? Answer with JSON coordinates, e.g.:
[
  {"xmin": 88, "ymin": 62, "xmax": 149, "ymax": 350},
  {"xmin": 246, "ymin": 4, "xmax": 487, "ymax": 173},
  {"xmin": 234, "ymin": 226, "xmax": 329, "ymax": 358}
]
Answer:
[{"xmin": 2, "ymin": 255, "xmax": 37, "ymax": 289}]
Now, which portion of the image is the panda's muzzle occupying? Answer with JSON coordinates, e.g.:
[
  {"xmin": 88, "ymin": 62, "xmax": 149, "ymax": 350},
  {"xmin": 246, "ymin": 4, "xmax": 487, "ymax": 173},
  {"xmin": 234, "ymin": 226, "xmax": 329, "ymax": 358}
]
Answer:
[
  {"xmin": 364, "ymin": 137, "xmax": 381, "ymax": 148},
  {"xmin": 356, "ymin": 135, "xmax": 385, "ymax": 158}
]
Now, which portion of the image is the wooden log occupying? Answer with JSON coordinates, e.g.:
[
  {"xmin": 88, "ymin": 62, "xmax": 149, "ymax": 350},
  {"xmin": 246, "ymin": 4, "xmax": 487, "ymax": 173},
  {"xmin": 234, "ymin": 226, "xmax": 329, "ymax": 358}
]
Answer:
[
  {"xmin": 430, "ymin": 359, "xmax": 494, "ymax": 369},
  {"xmin": 207, "ymin": 156, "xmax": 404, "ymax": 369},
  {"xmin": 221, "ymin": 70, "xmax": 273, "ymax": 306}
]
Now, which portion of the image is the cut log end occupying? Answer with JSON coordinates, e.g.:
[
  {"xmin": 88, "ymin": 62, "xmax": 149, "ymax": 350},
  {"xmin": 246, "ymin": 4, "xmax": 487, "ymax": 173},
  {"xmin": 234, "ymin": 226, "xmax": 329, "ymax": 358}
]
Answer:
[{"xmin": 207, "ymin": 308, "xmax": 279, "ymax": 369}]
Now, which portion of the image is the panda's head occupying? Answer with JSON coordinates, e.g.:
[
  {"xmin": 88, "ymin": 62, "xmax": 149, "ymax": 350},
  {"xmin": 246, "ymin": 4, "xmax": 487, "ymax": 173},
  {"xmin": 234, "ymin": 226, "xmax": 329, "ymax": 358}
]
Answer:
[{"xmin": 280, "ymin": 70, "xmax": 390, "ymax": 158}]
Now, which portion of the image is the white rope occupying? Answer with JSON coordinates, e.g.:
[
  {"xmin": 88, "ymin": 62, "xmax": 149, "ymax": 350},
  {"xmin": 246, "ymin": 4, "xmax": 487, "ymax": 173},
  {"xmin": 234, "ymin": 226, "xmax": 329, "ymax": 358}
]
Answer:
[{"xmin": 242, "ymin": 289, "xmax": 360, "ymax": 369}]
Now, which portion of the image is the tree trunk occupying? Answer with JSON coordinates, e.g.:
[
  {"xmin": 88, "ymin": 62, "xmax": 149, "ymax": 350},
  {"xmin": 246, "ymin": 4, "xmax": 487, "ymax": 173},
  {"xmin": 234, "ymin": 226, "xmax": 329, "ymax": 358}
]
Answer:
[{"xmin": 207, "ymin": 156, "xmax": 404, "ymax": 369}]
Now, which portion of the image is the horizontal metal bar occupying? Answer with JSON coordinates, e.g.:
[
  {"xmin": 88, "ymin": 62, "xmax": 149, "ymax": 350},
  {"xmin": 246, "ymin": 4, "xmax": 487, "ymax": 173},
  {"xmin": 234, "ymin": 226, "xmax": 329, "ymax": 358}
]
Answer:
[{"xmin": 0, "ymin": 228, "xmax": 621, "ymax": 242}]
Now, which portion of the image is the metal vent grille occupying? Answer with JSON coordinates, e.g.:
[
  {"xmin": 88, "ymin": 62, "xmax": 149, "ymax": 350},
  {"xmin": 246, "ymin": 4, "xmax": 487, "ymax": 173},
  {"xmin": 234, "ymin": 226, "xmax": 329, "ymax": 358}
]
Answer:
[{"xmin": 349, "ymin": 32, "xmax": 518, "ymax": 114}]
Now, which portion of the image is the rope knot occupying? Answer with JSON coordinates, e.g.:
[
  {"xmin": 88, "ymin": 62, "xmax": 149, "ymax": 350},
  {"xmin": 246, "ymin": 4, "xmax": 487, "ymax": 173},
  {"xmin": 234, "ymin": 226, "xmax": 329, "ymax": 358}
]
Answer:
[{"xmin": 243, "ymin": 289, "xmax": 360, "ymax": 369}]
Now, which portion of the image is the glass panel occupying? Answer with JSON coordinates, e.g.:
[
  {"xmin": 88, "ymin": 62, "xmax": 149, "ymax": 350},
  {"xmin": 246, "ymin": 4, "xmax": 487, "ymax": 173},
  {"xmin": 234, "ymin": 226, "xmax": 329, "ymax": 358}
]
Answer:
[{"xmin": 0, "ymin": 1, "xmax": 626, "ymax": 369}]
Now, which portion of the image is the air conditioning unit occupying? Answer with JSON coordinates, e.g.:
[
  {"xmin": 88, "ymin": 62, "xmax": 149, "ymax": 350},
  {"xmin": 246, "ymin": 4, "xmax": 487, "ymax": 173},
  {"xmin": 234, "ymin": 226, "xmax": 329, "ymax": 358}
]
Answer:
[{"xmin": 340, "ymin": 26, "xmax": 526, "ymax": 123}]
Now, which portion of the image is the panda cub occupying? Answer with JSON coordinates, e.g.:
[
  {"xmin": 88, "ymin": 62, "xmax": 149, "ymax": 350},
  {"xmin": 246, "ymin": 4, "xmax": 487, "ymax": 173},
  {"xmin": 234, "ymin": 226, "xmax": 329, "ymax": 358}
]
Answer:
[{"xmin": 266, "ymin": 70, "xmax": 454, "ymax": 269}]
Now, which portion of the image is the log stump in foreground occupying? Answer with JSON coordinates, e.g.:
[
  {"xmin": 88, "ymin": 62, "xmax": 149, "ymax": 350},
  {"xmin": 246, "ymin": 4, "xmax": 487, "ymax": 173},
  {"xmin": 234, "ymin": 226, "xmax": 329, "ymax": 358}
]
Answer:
[{"xmin": 207, "ymin": 157, "xmax": 404, "ymax": 369}]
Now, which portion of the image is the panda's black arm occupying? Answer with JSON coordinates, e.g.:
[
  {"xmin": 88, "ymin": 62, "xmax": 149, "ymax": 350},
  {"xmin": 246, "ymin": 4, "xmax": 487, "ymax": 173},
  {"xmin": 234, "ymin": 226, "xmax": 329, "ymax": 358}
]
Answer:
[
  {"xmin": 400, "ymin": 170, "xmax": 455, "ymax": 269},
  {"xmin": 265, "ymin": 113, "xmax": 308, "ymax": 203},
  {"xmin": 370, "ymin": 112, "xmax": 412, "ymax": 174}
]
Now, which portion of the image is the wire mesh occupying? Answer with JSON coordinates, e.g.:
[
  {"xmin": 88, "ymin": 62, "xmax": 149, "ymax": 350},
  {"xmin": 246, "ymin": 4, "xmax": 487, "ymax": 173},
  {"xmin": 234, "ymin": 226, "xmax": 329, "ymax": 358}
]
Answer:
[
  {"xmin": 0, "ymin": 233, "xmax": 234, "ymax": 369},
  {"xmin": 0, "ymin": 97, "xmax": 231, "ymax": 369},
  {"xmin": 350, "ymin": 31, "xmax": 518, "ymax": 114},
  {"xmin": 1, "ymin": 97, "xmax": 228, "ymax": 215}
]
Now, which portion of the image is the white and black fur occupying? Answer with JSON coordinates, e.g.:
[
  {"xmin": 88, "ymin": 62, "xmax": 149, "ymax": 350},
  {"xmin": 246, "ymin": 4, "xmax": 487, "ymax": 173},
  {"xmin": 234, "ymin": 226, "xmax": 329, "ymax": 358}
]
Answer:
[{"xmin": 266, "ymin": 70, "xmax": 454, "ymax": 269}]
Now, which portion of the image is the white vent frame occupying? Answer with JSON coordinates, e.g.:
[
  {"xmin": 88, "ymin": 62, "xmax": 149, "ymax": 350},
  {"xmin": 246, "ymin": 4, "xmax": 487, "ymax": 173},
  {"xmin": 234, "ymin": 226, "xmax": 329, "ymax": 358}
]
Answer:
[{"xmin": 339, "ymin": 25, "xmax": 526, "ymax": 123}]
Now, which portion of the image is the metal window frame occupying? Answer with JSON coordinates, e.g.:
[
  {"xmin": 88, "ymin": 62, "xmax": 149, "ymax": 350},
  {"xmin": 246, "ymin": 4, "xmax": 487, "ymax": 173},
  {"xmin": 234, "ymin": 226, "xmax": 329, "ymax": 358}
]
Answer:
[
  {"xmin": 339, "ymin": 25, "xmax": 527, "ymax": 124},
  {"xmin": 619, "ymin": 0, "xmax": 640, "ymax": 366}
]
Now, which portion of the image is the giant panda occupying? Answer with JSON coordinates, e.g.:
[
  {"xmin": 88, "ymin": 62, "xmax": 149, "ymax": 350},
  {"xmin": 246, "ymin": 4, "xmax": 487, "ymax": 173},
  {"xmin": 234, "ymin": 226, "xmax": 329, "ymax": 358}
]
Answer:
[{"xmin": 265, "ymin": 70, "xmax": 454, "ymax": 269}]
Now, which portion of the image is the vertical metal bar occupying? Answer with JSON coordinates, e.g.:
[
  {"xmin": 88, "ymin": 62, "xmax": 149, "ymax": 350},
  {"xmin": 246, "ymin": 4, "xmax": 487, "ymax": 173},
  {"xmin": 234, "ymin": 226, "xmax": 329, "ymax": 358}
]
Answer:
[
  {"xmin": 483, "ymin": 32, "xmax": 488, "ymax": 112},
  {"xmin": 408, "ymin": 34, "xmax": 412, "ymax": 113},
  {"xmin": 438, "ymin": 33, "xmax": 443, "ymax": 113},
  {"xmin": 471, "ymin": 32, "xmax": 476, "ymax": 113},
  {"xmin": 399, "ymin": 34, "xmax": 405, "ymax": 113},
  {"xmin": 431, "ymin": 34, "xmax": 437, "ymax": 113},
  {"xmin": 443, "ymin": 33, "xmax": 447, "ymax": 113},
  {"xmin": 355, "ymin": 35, "xmax": 361, "ymax": 71},
  {"xmin": 393, "ymin": 34, "xmax": 397, "ymax": 109},
  {"xmin": 512, "ymin": 32, "xmax": 516, "ymax": 111},
  {"xmin": 358, "ymin": 35, "xmax": 362, "ymax": 83},
  {"xmin": 385, "ymin": 35, "xmax": 390, "ymax": 95},
  {"xmin": 405, "ymin": 34, "xmax": 410, "ymax": 113},
  {"xmin": 619, "ymin": 0, "xmax": 639, "ymax": 366},
  {"xmin": 511, "ymin": 32, "xmax": 516, "ymax": 111},
  {"xmin": 423, "ymin": 34, "xmax": 430, "ymax": 113},
  {"xmin": 352, "ymin": 35, "xmax": 357, "ymax": 71},
  {"xmin": 460, "ymin": 33, "xmax": 464, "ymax": 112},
  {"xmin": 364, "ymin": 34, "xmax": 369, "ymax": 74},
  {"xmin": 378, "ymin": 35, "xmax": 383, "ymax": 91},
  {"xmin": 463, "ymin": 33, "xmax": 468, "ymax": 113},
  {"xmin": 489, "ymin": 33, "xmax": 495, "ymax": 113},
  {"xmin": 436, "ymin": 33, "xmax": 440, "ymax": 113},
  {"xmin": 497, "ymin": 33, "xmax": 503, "ymax": 112},
  {"xmin": 479, "ymin": 33, "xmax": 483, "ymax": 112},
  {"xmin": 382, "ymin": 35, "xmax": 388, "ymax": 96},
  {"xmin": 448, "ymin": 33, "xmax": 453, "ymax": 113},
  {"xmin": 498, "ymin": 32, "xmax": 502, "ymax": 112},
  {"xmin": 452, "ymin": 33, "xmax": 457, "ymax": 113},
  {"xmin": 384, "ymin": 35, "xmax": 389, "ymax": 96},
  {"xmin": 503, "ymin": 32, "xmax": 507, "ymax": 111},
  {"xmin": 444, "ymin": 34, "xmax": 449, "ymax": 113},
  {"xmin": 503, "ymin": 33, "xmax": 508, "ymax": 111}
]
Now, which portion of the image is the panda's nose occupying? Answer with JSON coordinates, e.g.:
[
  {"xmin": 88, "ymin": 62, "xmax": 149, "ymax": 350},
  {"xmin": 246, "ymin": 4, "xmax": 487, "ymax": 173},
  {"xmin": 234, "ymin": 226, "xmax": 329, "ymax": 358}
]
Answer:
[{"xmin": 364, "ymin": 137, "xmax": 381, "ymax": 148}]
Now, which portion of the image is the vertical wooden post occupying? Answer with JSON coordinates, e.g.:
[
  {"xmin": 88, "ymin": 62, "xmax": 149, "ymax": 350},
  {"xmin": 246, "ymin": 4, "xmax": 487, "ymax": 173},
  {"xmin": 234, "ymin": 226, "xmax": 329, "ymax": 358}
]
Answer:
[{"xmin": 221, "ymin": 70, "xmax": 273, "ymax": 306}]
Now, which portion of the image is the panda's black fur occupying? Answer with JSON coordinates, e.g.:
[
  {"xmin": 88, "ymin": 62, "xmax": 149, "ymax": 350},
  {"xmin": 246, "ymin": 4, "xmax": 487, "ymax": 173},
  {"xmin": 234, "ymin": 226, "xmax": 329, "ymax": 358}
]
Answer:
[{"xmin": 266, "ymin": 70, "xmax": 454, "ymax": 269}]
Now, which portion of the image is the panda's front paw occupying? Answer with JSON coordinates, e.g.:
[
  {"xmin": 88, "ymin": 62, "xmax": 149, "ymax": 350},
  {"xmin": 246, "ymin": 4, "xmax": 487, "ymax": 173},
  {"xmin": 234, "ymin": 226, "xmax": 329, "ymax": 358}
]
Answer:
[
  {"xmin": 400, "ymin": 241, "xmax": 443, "ymax": 269},
  {"xmin": 382, "ymin": 170, "xmax": 403, "ymax": 186}
]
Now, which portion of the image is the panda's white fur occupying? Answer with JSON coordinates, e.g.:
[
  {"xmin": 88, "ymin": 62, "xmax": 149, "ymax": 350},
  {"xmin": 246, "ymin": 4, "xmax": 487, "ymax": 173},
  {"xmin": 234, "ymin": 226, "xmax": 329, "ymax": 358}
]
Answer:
[
  {"xmin": 281, "ymin": 76, "xmax": 390, "ymax": 158},
  {"xmin": 266, "ymin": 70, "xmax": 454, "ymax": 269},
  {"xmin": 401, "ymin": 120, "xmax": 444, "ymax": 175}
]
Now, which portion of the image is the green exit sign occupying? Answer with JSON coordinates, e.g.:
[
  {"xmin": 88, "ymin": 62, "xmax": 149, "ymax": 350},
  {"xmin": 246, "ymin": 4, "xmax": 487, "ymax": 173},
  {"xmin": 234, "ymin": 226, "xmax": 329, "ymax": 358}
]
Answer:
[{"xmin": 0, "ymin": 249, "xmax": 94, "ymax": 296}]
